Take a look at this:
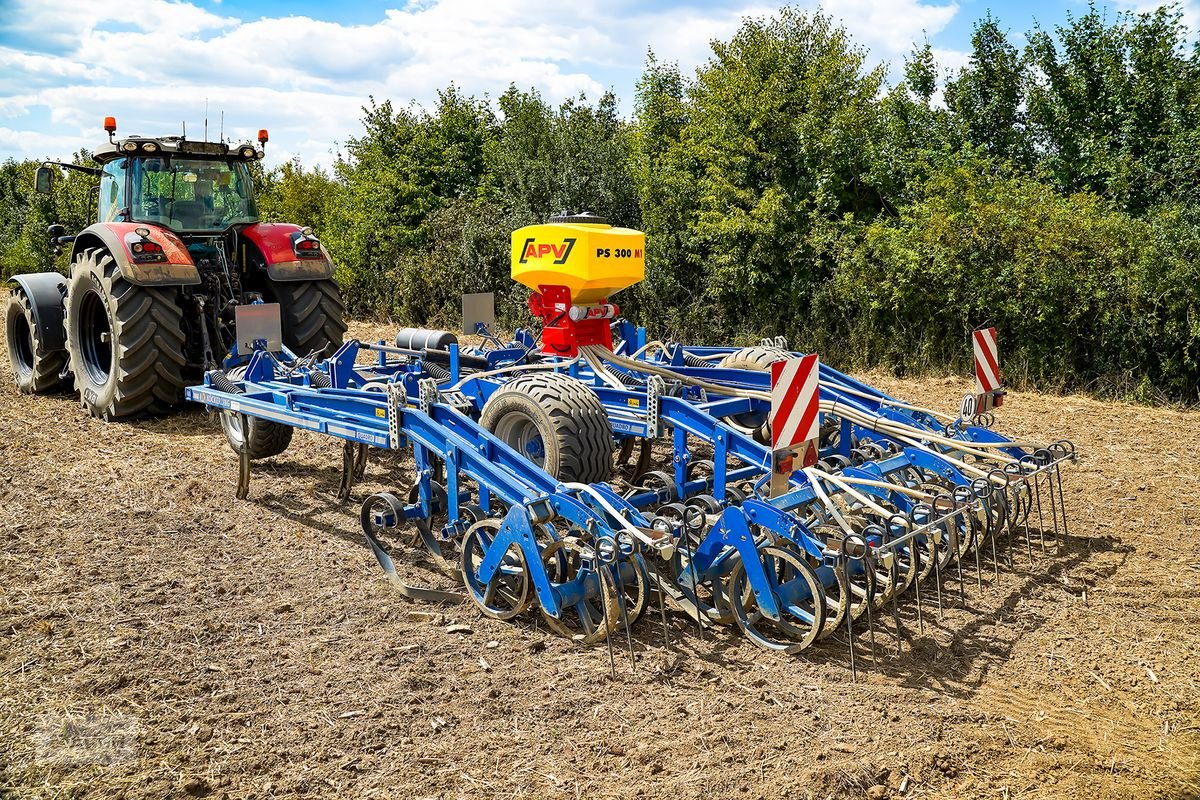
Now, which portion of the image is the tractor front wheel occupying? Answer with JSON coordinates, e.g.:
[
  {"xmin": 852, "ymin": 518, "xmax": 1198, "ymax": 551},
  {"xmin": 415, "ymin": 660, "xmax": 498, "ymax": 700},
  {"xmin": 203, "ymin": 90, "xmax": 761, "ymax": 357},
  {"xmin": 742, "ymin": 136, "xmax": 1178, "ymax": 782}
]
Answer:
[
  {"xmin": 65, "ymin": 248, "xmax": 186, "ymax": 419},
  {"xmin": 262, "ymin": 279, "xmax": 347, "ymax": 358}
]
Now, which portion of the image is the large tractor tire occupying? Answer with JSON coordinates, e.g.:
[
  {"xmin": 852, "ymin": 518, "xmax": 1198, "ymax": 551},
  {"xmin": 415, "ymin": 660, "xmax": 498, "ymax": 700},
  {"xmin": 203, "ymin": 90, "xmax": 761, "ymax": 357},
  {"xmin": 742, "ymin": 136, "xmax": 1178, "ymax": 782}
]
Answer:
[
  {"xmin": 218, "ymin": 366, "xmax": 293, "ymax": 459},
  {"xmin": 64, "ymin": 247, "xmax": 186, "ymax": 420},
  {"xmin": 716, "ymin": 346, "xmax": 792, "ymax": 440},
  {"xmin": 5, "ymin": 289, "xmax": 67, "ymax": 393},
  {"xmin": 263, "ymin": 279, "xmax": 347, "ymax": 357},
  {"xmin": 480, "ymin": 372, "xmax": 613, "ymax": 483}
]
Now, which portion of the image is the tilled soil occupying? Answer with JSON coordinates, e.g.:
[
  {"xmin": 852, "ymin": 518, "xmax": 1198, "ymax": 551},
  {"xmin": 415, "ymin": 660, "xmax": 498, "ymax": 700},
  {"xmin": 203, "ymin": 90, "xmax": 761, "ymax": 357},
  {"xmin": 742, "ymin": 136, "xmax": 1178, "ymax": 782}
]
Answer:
[{"xmin": 1, "ymin": 321, "xmax": 1198, "ymax": 800}]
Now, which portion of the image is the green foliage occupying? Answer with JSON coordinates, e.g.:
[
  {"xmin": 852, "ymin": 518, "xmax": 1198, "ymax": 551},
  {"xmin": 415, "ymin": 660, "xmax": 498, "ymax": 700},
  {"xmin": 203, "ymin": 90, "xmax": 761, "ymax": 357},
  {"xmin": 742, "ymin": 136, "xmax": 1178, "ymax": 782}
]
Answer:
[
  {"xmin": 814, "ymin": 163, "xmax": 1198, "ymax": 401},
  {"xmin": 0, "ymin": 151, "xmax": 95, "ymax": 280},
  {"xmin": 628, "ymin": 9, "xmax": 890, "ymax": 340}
]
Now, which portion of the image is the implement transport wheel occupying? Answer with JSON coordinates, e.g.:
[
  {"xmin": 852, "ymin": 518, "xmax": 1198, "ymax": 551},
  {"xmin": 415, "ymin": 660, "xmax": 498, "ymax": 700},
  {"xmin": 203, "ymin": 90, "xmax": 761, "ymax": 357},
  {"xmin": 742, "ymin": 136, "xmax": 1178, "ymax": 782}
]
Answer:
[
  {"xmin": 65, "ymin": 248, "xmax": 185, "ymax": 419},
  {"xmin": 480, "ymin": 372, "xmax": 613, "ymax": 483},
  {"xmin": 715, "ymin": 346, "xmax": 790, "ymax": 438},
  {"xmin": 262, "ymin": 279, "xmax": 347, "ymax": 357},
  {"xmin": 218, "ymin": 366, "xmax": 294, "ymax": 459},
  {"xmin": 5, "ymin": 289, "xmax": 66, "ymax": 393}
]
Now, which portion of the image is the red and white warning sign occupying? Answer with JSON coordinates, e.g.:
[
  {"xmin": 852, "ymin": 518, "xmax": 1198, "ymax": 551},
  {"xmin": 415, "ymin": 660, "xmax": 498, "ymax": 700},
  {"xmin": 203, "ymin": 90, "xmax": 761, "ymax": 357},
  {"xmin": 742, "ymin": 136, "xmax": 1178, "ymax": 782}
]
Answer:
[
  {"xmin": 973, "ymin": 327, "xmax": 1000, "ymax": 395},
  {"xmin": 770, "ymin": 354, "xmax": 821, "ymax": 493},
  {"xmin": 972, "ymin": 327, "xmax": 1005, "ymax": 411}
]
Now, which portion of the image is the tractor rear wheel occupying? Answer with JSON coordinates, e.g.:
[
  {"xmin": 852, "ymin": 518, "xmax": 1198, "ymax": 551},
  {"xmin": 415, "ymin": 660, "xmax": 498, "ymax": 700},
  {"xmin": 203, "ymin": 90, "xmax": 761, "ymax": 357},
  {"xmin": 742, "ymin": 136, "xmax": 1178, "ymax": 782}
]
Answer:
[
  {"xmin": 480, "ymin": 372, "xmax": 613, "ymax": 483},
  {"xmin": 716, "ymin": 346, "xmax": 791, "ymax": 440},
  {"xmin": 263, "ymin": 279, "xmax": 347, "ymax": 357},
  {"xmin": 65, "ymin": 247, "xmax": 186, "ymax": 419},
  {"xmin": 5, "ymin": 289, "xmax": 67, "ymax": 393},
  {"xmin": 218, "ymin": 366, "xmax": 294, "ymax": 459}
]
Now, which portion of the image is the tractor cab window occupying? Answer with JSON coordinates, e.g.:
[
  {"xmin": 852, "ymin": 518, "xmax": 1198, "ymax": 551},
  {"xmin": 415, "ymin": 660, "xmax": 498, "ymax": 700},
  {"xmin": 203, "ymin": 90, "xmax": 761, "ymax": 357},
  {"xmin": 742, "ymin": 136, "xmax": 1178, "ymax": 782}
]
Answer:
[
  {"xmin": 129, "ymin": 157, "xmax": 258, "ymax": 231},
  {"xmin": 98, "ymin": 159, "xmax": 128, "ymax": 222}
]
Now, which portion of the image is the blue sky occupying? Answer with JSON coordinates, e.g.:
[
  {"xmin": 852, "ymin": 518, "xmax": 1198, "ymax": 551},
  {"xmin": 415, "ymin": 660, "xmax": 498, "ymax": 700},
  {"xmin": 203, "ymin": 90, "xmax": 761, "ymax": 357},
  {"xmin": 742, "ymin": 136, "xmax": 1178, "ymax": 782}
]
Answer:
[{"xmin": 0, "ymin": 0, "xmax": 1180, "ymax": 167}]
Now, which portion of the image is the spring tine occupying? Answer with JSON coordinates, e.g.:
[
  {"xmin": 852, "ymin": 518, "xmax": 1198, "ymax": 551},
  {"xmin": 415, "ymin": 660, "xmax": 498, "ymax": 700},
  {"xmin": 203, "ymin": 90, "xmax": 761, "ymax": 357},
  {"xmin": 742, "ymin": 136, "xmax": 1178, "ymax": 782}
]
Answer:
[
  {"xmin": 236, "ymin": 416, "xmax": 252, "ymax": 500},
  {"xmin": 842, "ymin": 554, "xmax": 857, "ymax": 682}
]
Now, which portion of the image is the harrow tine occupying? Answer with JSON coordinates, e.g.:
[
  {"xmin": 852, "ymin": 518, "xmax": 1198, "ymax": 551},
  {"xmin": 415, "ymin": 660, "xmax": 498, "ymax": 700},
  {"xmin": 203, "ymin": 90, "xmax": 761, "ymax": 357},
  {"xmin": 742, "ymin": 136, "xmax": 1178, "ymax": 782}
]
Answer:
[
  {"xmin": 1036, "ymin": 449, "xmax": 1063, "ymax": 556},
  {"xmin": 886, "ymin": 515, "xmax": 907, "ymax": 657},
  {"xmin": 911, "ymin": 516, "xmax": 924, "ymax": 636},
  {"xmin": 615, "ymin": 553, "xmax": 636, "ymax": 671},
  {"xmin": 599, "ymin": 551, "xmax": 617, "ymax": 679},
  {"xmin": 840, "ymin": 552, "xmax": 858, "ymax": 681},
  {"xmin": 1027, "ymin": 457, "xmax": 1048, "ymax": 555},
  {"xmin": 686, "ymin": 536, "xmax": 705, "ymax": 642},
  {"xmin": 980, "ymin": 476, "xmax": 1001, "ymax": 582},
  {"xmin": 949, "ymin": 490, "xmax": 969, "ymax": 607},
  {"xmin": 1054, "ymin": 461, "xmax": 1069, "ymax": 552},
  {"xmin": 863, "ymin": 542, "xmax": 877, "ymax": 665}
]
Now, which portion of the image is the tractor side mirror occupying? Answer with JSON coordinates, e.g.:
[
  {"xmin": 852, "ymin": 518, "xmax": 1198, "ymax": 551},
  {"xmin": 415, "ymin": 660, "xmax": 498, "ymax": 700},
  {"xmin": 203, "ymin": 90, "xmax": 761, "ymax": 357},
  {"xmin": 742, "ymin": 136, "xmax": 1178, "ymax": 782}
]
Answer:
[{"xmin": 34, "ymin": 166, "xmax": 53, "ymax": 195}]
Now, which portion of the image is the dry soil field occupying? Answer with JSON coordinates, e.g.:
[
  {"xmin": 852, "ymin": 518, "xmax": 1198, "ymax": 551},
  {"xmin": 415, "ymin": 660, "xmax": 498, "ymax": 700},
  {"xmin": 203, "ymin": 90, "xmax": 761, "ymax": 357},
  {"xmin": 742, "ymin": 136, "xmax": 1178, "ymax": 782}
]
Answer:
[{"xmin": 1, "ymin": 321, "xmax": 1198, "ymax": 799}]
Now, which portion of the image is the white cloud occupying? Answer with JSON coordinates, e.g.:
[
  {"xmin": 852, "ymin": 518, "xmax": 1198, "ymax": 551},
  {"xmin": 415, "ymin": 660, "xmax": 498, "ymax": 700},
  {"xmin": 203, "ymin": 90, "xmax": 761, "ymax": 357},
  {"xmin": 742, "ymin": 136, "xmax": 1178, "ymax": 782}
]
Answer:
[{"xmin": 0, "ymin": 0, "xmax": 962, "ymax": 168}]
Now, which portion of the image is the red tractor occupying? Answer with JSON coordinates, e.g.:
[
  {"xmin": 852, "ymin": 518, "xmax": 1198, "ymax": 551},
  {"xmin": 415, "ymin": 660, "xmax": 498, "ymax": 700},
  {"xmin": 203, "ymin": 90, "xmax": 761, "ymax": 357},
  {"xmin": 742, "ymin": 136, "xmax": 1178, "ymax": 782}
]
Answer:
[{"xmin": 5, "ymin": 117, "xmax": 346, "ymax": 420}]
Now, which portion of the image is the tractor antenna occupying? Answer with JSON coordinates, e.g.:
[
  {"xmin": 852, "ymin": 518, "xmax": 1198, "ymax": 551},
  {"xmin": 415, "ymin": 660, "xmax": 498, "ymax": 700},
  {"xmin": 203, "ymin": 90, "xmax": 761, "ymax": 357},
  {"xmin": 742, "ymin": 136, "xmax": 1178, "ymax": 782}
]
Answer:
[
  {"xmin": 204, "ymin": 98, "xmax": 209, "ymax": 142},
  {"xmin": 219, "ymin": 111, "xmax": 224, "ymax": 143}
]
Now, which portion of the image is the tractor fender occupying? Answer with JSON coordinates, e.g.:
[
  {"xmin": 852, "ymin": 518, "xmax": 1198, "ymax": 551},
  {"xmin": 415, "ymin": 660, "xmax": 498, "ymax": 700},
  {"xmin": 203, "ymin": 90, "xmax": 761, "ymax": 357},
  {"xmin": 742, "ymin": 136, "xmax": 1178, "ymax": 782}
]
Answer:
[
  {"xmin": 7, "ymin": 272, "xmax": 68, "ymax": 352},
  {"xmin": 239, "ymin": 223, "xmax": 335, "ymax": 281},
  {"xmin": 71, "ymin": 223, "xmax": 200, "ymax": 286}
]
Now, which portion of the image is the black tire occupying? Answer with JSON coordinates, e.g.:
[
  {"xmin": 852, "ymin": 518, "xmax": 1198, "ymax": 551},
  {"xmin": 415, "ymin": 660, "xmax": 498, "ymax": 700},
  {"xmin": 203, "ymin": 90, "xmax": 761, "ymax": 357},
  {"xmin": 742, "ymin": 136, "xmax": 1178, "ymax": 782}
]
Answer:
[
  {"xmin": 715, "ymin": 346, "xmax": 791, "ymax": 438},
  {"xmin": 480, "ymin": 372, "xmax": 613, "ymax": 483},
  {"xmin": 716, "ymin": 345, "xmax": 790, "ymax": 371},
  {"xmin": 5, "ymin": 288, "xmax": 67, "ymax": 394},
  {"xmin": 218, "ymin": 366, "xmax": 294, "ymax": 459},
  {"xmin": 64, "ymin": 247, "xmax": 186, "ymax": 419},
  {"xmin": 263, "ymin": 279, "xmax": 346, "ymax": 357}
]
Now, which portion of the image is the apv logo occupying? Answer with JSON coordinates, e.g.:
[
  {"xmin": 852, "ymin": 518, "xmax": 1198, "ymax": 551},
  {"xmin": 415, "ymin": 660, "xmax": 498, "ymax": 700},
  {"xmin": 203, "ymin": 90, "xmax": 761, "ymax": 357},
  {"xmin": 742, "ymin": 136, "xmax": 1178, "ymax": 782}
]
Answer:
[{"xmin": 518, "ymin": 238, "xmax": 576, "ymax": 265}]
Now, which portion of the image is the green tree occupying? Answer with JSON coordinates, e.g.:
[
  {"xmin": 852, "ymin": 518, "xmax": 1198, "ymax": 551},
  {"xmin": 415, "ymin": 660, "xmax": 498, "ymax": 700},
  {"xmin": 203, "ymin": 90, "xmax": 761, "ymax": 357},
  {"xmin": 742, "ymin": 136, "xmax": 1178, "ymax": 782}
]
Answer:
[{"xmin": 944, "ymin": 17, "xmax": 1029, "ymax": 167}]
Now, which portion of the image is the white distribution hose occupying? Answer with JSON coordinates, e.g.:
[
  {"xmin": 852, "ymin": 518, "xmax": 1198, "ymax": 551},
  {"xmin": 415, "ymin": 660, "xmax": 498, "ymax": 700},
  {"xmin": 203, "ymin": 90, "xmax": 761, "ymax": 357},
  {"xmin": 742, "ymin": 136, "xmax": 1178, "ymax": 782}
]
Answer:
[
  {"xmin": 447, "ymin": 358, "xmax": 581, "ymax": 391},
  {"xmin": 585, "ymin": 345, "xmax": 1015, "ymax": 474},
  {"xmin": 563, "ymin": 482, "xmax": 674, "ymax": 555}
]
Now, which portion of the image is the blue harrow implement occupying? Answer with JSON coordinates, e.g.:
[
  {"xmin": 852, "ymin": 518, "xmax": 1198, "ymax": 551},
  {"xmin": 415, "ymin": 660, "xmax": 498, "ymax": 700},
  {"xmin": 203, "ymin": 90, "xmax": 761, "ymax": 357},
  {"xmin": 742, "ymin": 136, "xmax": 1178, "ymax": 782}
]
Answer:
[{"xmin": 186, "ymin": 215, "xmax": 1076, "ymax": 668}]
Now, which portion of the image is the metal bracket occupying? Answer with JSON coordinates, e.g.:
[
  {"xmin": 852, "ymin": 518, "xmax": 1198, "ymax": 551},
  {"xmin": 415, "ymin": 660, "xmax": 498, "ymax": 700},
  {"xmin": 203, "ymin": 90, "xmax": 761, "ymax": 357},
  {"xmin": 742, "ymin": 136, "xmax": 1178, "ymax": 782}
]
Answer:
[
  {"xmin": 386, "ymin": 382, "xmax": 407, "ymax": 449},
  {"xmin": 418, "ymin": 378, "xmax": 439, "ymax": 414},
  {"xmin": 646, "ymin": 375, "xmax": 665, "ymax": 438}
]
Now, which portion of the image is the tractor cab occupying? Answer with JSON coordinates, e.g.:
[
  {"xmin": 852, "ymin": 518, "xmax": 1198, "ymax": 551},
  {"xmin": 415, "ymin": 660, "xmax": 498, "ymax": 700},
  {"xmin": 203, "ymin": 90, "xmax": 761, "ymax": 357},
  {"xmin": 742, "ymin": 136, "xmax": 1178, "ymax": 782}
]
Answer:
[{"xmin": 93, "ymin": 132, "xmax": 263, "ymax": 234}]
